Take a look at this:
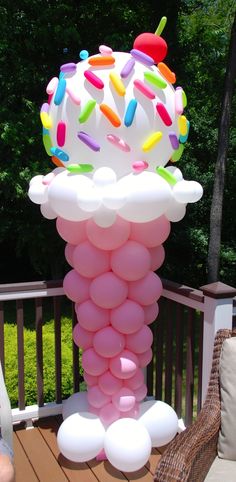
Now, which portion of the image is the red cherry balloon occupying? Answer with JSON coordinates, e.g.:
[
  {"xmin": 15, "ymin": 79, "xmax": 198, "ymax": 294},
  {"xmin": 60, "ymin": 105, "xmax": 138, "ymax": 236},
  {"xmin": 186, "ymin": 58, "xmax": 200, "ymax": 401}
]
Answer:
[{"xmin": 133, "ymin": 33, "xmax": 167, "ymax": 63}]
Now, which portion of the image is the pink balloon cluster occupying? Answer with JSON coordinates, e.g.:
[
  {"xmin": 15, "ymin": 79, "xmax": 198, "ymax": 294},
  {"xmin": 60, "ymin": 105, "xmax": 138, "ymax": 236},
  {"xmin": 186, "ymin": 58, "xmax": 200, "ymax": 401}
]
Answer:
[{"xmin": 57, "ymin": 215, "xmax": 170, "ymax": 427}]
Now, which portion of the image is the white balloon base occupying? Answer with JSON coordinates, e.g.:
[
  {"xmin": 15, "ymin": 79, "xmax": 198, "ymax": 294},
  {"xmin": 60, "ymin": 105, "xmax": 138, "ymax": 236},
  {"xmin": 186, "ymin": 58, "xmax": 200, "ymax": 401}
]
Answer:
[{"xmin": 57, "ymin": 391, "xmax": 181, "ymax": 472}]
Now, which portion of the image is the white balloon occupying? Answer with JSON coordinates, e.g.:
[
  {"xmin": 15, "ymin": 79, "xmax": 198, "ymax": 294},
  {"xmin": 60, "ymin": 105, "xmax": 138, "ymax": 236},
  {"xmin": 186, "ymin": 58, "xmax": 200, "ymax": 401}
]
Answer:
[
  {"xmin": 165, "ymin": 166, "xmax": 183, "ymax": 182},
  {"xmin": 102, "ymin": 184, "xmax": 127, "ymax": 210},
  {"xmin": 47, "ymin": 171, "xmax": 92, "ymax": 221},
  {"xmin": 172, "ymin": 180, "xmax": 203, "ymax": 204},
  {"xmin": 29, "ymin": 175, "xmax": 44, "ymax": 186},
  {"xmin": 77, "ymin": 187, "xmax": 101, "ymax": 212},
  {"xmin": 28, "ymin": 181, "xmax": 48, "ymax": 204},
  {"xmin": 93, "ymin": 207, "xmax": 116, "ymax": 227},
  {"xmin": 57, "ymin": 412, "xmax": 105, "ymax": 462},
  {"xmin": 139, "ymin": 400, "xmax": 178, "ymax": 447},
  {"xmin": 93, "ymin": 167, "xmax": 117, "ymax": 187},
  {"xmin": 40, "ymin": 202, "xmax": 57, "ymax": 219},
  {"xmin": 165, "ymin": 200, "xmax": 186, "ymax": 222},
  {"xmin": 104, "ymin": 418, "xmax": 151, "ymax": 472},
  {"xmin": 62, "ymin": 392, "xmax": 89, "ymax": 420},
  {"xmin": 118, "ymin": 172, "xmax": 172, "ymax": 222}
]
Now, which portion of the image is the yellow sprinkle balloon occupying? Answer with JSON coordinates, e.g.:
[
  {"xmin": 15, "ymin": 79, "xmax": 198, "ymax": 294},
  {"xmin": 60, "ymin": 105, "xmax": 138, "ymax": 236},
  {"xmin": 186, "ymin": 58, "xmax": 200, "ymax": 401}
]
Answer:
[
  {"xmin": 109, "ymin": 72, "xmax": 126, "ymax": 96},
  {"xmin": 142, "ymin": 132, "xmax": 163, "ymax": 152},
  {"xmin": 178, "ymin": 115, "xmax": 188, "ymax": 136},
  {"xmin": 40, "ymin": 112, "xmax": 52, "ymax": 129}
]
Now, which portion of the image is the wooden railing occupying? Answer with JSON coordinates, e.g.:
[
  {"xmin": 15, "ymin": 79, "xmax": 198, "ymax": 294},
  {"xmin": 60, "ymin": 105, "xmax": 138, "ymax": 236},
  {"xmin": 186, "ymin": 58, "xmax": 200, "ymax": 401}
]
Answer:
[{"xmin": 0, "ymin": 278, "xmax": 235, "ymax": 427}]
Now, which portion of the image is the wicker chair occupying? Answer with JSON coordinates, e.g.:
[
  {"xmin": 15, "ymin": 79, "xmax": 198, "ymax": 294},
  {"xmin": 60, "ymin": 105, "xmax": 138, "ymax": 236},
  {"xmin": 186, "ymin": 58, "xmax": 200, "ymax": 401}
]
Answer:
[{"xmin": 154, "ymin": 328, "xmax": 236, "ymax": 482}]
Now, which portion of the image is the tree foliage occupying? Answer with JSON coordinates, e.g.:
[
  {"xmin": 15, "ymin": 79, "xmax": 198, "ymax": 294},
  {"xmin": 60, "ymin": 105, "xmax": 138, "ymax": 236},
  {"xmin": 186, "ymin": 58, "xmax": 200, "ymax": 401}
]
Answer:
[{"xmin": 0, "ymin": 0, "xmax": 235, "ymax": 287}]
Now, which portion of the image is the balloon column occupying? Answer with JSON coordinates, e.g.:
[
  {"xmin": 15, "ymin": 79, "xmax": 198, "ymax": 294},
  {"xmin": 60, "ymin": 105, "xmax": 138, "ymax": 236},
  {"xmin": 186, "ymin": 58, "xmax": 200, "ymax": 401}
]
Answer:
[{"xmin": 28, "ymin": 17, "xmax": 203, "ymax": 471}]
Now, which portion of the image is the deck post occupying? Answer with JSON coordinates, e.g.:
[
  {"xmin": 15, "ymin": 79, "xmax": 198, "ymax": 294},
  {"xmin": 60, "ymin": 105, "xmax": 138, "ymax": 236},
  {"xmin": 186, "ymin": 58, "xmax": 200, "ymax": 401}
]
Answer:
[{"xmin": 201, "ymin": 282, "xmax": 236, "ymax": 404}]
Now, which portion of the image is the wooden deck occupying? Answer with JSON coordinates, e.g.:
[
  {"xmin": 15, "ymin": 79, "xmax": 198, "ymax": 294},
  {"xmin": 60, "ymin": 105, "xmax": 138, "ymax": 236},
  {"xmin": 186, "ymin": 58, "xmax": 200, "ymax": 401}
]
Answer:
[{"xmin": 13, "ymin": 416, "xmax": 165, "ymax": 482}]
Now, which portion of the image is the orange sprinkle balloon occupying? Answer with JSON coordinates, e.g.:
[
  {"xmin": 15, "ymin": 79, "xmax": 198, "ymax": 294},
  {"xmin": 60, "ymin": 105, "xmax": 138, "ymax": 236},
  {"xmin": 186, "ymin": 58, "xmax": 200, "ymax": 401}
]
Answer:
[
  {"xmin": 88, "ymin": 56, "xmax": 115, "ymax": 66},
  {"xmin": 158, "ymin": 62, "xmax": 176, "ymax": 84},
  {"xmin": 51, "ymin": 156, "xmax": 64, "ymax": 167},
  {"xmin": 100, "ymin": 104, "xmax": 121, "ymax": 127}
]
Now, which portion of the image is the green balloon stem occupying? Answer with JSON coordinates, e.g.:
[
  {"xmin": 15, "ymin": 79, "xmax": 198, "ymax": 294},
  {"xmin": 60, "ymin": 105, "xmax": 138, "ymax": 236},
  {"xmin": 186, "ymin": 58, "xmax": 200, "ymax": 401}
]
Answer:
[{"xmin": 155, "ymin": 16, "xmax": 167, "ymax": 36}]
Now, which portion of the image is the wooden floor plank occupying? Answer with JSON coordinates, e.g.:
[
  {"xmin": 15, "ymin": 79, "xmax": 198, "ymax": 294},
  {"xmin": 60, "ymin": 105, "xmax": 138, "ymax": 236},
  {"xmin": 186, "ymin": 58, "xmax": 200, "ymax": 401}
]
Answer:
[
  {"xmin": 87, "ymin": 458, "xmax": 128, "ymax": 482},
  {"xmin": 145, "ymin": 448, "xmax": 161, "ymax": 475},
  {"xmin": 37, "ymin": 417, "xmax": 98, "ymax": 482},
  {"xmin": 17, "ymin": 427, "xmax": 68, "ymax": 482},
  {"xmin": 122, "ymin": 465, "xmax": 154, "ymax": 482},
  {"xmin": 14, "ymin": 432, "xmax": 39, "ymax": 482}
]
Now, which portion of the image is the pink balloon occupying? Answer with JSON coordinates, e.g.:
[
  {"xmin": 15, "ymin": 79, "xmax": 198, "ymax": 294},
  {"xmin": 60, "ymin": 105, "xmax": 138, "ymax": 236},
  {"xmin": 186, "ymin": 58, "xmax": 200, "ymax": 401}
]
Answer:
[
  {"xmin": 82, "ymin": 348, "xmax": 109, "ymax": 376},
  {"xmin": 86, "ymin": 216, "xmax": 130, "ymax": 250},
  {"xmin": 130, "ymin": 216, "xmax": 170, "ymax": 248},
  {"xmin": 75, "ymin": 300, "xmax": 109, "ymax": 332},
  {"xmin": 73, "ymin": 323, "xmax": 93, "ymax": 349},
  {"xmin": 110, "ymin": 300, "xmax": 145, "ymax": 334},
  {"xmin": 109, "ymin": 350, "xmax": 139, "ymax": 379},
  {"xmin": 149, "ymin": 245, "xmax": 165, "ymax": 271},
  {"xmin": 87, "ymin": 385, "xmax": 111, "ymax": 409},
  {"xmin": 99, "ymin": 403, "xmax": 120, "ymax": 427},
  {"xmin": 110, "ymin": 240, "xmax": 151, "ymax": 281},
  {"xmin": 134, "ymin": 384, "xmax": 147, "ymax": 402},
  {"xmin": 98, "ymin": 371, "xmax": 123, "ymax": 396},
  {"xmin": 126, "ymin": 325, "xmax": 153, "ymax": 354},
  {"xmin": 83, "ymin": 372, "xmax": 98, "ymax": 387},
  {"xmin": 138, "ymin": 348, "xmax": 153, "ymax": 368},
  {"xmin": 56, "ymin": 217, "xmax": 87, "ymax": 244},
  {"xmin": 73, "ymin": 241, "xmax": 110, "ymax": 278},
  {"xmin": 64, "ymin": 243, "xmax": 75, "ymax": 267},
  {"xmin": 124, "ymin": 369, "xmax": 144, "ymax": 390},
  {"xmin": 144, "ymin": 303, "xmax": 159, "ymax": 325},
  {"xmin": 128, "ymin": 271, "xmax": 162, "ymax": 305},
  {"xmin": 120, "ymin": 402, "xmax": 140, "ymax": 418},
  {"xmin": 90, "ymin": 272, "xmax": 128, "ymax": 309},
  {"xmin": 112, "ymin": 387, "xmax": 136, "ymax": 412},
  {"xmin": 63, "ymin": 269, "xmax": 90, "ymax": 303},
  {"xmin": 93, "ymin": 327, "xmax": 125, "ymax": 358}
]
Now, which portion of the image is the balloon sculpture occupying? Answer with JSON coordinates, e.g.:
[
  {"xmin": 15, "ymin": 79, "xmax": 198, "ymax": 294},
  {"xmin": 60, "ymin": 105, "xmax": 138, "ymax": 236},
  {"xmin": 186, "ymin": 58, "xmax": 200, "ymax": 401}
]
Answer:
[{"xmin": 28, "ymin": 17, "xmax": 203, "ymax": 471}]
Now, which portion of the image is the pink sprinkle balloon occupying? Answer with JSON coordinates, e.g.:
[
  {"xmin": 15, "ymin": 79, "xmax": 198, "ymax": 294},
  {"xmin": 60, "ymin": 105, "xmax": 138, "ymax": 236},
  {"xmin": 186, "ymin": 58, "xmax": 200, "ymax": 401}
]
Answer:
[
  {"xmin": 93, "ymin": 326, "xmax": 125, "ymax": 358},
  {"xmin": 82, "ymin": 348, "xmax": 109, "ymax": 376},
  {"xmin": 124, "ymin": 369, "xmax": 144, "ymax": 390},
  {"xmin": 83, "ymin": 372, "xmax": 98, "ymax": 387},
  {"xmin": 76, "ymin": 300, "xmax": 110, "ymax": 332},
  {"xmin": 112, "ymin": 387, "xmax": 136, "ymax": 412},
  {"xmin": 73, "ymin": 323, "xmax": 93, "ymax": 350},
  {"xmin": 109, "ymin": 350, "xmax": 139, "ymax": 379},
  {"xmin": 110, "ymin": 299, "xmax": 145, "ymax": 334},
  {"xmin": 133, "ymin": 383, "xmax": 147, "ymax": 402},
  {"xmin": 128, "ymin": 271, "xmax": 162, "ymax": 305},
  {"xmin": 73, "ymin": 241, "xmax": 110, "ymax": 278},
  {"xmin": 125, "ymin": 325, "xmax": 153, "ymax": 354},
  {"xmin": 130, "ymin": 216, "xmax": 170, "ymax": 248},
  {"xmin": 87, "ymin": 385, "xmax": 111, "ymax": 409},
  {"xmin": 149, "ymin": 245, "xmax": 165, "ymax": 271},
  {"xmin": 143, "ymin": 302, "xmax": 159, "ymax": 325},
  {"xmin": 138, "ymin": 348, "xmax": 153, "ymax": 368},
  {"xmin": 110, "ymin": 240, "xmax": 151, "ymax": 281},
  {"xmin": 86, "ymin": 216, "xmax": 130, "ymax": 250},
  {"xmin": 99, "ymin": 403, "xmax": 120, "ymax": 427},
  {"xmin": 90, "ymin": 272, "xmax": 128, "ymax": 309},
  {"xmin": 64, "ymin": 243, "xmax": 75, "ymax": 267},
  {"xmin": 63, "ymin": 269, "xmax": 90, "ymax": 303},
  {"xmin": 98, "ymin": 371, "xmax": 123, "ymax": 396},
  {"xmin": 56, "ymin": 217, "xmax": 87, "ymax": 244}
]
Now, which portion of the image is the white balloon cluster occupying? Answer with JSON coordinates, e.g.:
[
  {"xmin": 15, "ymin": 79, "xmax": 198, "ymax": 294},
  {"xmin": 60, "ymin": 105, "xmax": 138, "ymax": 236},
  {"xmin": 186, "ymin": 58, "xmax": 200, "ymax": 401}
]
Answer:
[
  {"xmin": 58, "ymin": 392, "xmax": 179, "ymax": 471},
  {"xmin": 28, "ymin": 165, "xmax": 202, "ymax": 227}
]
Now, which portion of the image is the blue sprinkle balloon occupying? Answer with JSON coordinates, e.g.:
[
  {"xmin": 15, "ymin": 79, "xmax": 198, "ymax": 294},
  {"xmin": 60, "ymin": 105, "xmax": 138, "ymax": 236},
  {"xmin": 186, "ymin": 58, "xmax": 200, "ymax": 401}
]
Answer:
[{"xmin": 80, "ymin": 49, "xmax": 89, "ymax": 60}]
